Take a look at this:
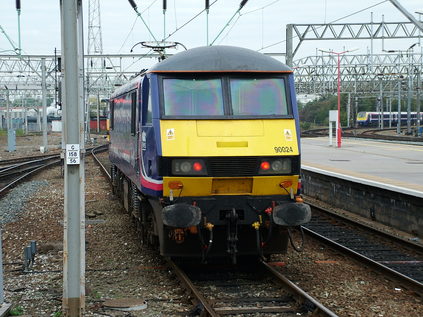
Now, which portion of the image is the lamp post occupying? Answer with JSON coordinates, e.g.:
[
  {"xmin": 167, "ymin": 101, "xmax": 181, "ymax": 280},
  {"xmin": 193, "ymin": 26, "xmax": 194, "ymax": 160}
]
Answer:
[{"xmin": 319, "ymin": 48, "xmax": 357, "ymax": 148}]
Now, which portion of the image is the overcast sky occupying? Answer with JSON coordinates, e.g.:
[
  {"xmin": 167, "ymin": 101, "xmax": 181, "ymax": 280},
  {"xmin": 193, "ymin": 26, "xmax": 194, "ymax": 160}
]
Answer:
[{"xmin": 0, "ymin": 0, "xmax": 422, "ymax": 60}]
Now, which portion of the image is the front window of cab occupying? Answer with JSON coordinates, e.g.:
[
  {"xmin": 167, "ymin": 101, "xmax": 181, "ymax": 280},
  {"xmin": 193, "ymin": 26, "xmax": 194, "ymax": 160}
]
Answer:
[
  {"xmin": 163, "ymin": 78, "xmax": 224, "ymax": 116},
  {"xmin": 161, "ymin": 75, "xmax": 291, "ymax": 118},
  {"xmin": 230, "ymin": 78, "xmax": 289, "ymax": 116}
]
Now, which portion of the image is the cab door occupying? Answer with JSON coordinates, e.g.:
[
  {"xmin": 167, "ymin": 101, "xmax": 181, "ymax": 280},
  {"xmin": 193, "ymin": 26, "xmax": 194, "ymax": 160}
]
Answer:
[{"xmin": 139, "ymin": 75, "xmax": 162, "ymax": 196}]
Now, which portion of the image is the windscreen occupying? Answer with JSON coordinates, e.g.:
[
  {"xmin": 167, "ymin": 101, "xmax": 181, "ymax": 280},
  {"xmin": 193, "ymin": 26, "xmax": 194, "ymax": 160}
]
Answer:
[
  {"xmin": 357, "ymin": 112, "xmax": 367, "ymax": 119},
  {"xmin": 163, "ymin": 78, "xmax": 224, "ymax": 116},
  {"xmin": 162, "ymin": 76, "xmax": 290, "ymax": 118},
  {"xmin": 230, "ymin": 78, "xmax": 288, "ymax": 116}
]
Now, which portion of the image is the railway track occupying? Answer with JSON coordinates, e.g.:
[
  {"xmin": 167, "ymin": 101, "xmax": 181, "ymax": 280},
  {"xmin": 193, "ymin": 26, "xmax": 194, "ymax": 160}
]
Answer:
[
  {"xmin": 167, "ymin": 258, "xmax": 337, "ymax": 316},
  {"xmin": 91, "ymin": 148, "xmax": 337, "ymax": 316},
  {"xmin": 0, "ymin": 152, "xmax": 61, "ymax": 168},
  {"xmin": 0, "ymin": 155, "xmax": 61, "ymax": 196},
  {"xmin": 303, "ymin": 203, "xmax": 423, "ymax": 295},
  {"xmin": 302, "ymin": 127, "xmax": 423, "ymax": 143},
  {"xmin": 0, "ymin": 144, "xmax": 109, "ymax": 197}
]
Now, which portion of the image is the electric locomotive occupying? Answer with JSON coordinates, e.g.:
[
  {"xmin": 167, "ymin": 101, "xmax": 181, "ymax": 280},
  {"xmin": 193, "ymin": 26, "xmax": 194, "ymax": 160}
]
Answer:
[{"xmin": 109, "ymin": 45, "xmax": 311, "ymax": 262}]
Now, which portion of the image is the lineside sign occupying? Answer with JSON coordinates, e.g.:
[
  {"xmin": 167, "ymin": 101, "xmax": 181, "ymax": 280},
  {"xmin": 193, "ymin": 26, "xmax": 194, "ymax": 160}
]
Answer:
[{"xmin": 66, "ymin": 144, "xmax": 80, "ymax": 165}]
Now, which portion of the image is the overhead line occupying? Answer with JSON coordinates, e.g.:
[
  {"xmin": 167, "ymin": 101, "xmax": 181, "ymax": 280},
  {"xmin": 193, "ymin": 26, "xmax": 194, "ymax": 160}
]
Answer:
[
  {"xmin": 258, "ymin": 0, "xmax": 389, "ymax": 52},
  {"xmin": 164, "ymin": 0, "xmax": 219, "ymax": 41},
  {"xmin": 240, "ymin": 0, "xmax": 280, "ymax": 16}
]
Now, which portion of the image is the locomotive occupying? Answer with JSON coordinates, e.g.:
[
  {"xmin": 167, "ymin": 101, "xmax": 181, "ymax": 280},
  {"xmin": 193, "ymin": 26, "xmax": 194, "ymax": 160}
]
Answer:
[{"xmin": 109, "ymin": 45, "xmax": 311, "ymax": 263}]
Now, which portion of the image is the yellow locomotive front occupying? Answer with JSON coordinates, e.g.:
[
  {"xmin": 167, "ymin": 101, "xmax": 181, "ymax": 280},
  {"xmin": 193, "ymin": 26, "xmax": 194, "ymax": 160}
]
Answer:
[{"xmin": 147, "ymin": 46, "xmax": 310, "ymax": 262}]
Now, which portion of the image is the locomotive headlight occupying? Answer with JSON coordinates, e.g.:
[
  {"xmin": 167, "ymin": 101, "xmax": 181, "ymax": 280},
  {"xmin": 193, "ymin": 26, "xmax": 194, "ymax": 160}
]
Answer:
[
  {"xmin": 271, "ymin": 160, "xmax": 284, "ymax": 172},
  {"xmin": 180, "ymin": 161, "xmax": 192, "ymax": 173},
  {"xmin": 259, "ymin": 158, "xmax": 291, "ymax": 174},
  {"xmin": 172, "ymin": 159, "xmax": 207, "ymax": 176}
]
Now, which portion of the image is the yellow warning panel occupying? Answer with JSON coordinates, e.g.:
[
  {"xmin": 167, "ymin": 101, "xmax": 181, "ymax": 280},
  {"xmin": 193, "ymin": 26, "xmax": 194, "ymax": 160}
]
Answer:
[{"xmin": 160, "ymin": 119, "xmax": 299, "ymax": 157}]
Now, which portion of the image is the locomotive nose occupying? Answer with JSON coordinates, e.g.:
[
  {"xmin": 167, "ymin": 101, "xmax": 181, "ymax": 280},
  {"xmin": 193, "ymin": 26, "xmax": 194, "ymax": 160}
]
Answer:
[
  {"xmin": 162, "ymin": 203, "xmax": 202, "ymax": 228},
  {"xmin": 272, "ymin": 203, "xmax": 311, "ymax": 226}
]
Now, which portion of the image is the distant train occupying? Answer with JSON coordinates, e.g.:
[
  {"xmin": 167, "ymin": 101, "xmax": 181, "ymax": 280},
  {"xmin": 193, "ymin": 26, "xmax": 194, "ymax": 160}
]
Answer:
[
  {"xmin": 357, "ymin": 111, "xmax": 418, "ymax": 126},
  {"xmin": 109, "ymin": 45, "xmax": 311, "ymax": 263}
]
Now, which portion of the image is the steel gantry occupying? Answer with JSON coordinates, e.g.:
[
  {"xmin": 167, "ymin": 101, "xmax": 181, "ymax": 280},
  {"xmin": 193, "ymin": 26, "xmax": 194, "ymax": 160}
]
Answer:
[
  {"xmin": 0, "ymin": 53, "xmax": 163, "ymax": 101},
  {"xmin": 293, "ymin": 51, "xmax": 423, "ymax": 96},
  {"xmin": 286, "ymin": 21, "xmax": 423, "ymax": 67}
]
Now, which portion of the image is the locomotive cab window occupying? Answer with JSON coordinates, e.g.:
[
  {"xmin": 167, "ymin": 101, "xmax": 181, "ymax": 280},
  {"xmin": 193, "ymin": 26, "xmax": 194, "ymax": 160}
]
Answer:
[
  {"xmin": 109, "ymin": 100, "xmax": 114, "ymax": 130},
  {"xmin": 230, "ymin": 77, "xmax": 289, "ymax": 116},
  {"xmin": 160, "ymin": 75, "xmax": 291, "ymax": 119},
  {"xmin": 131, "ymin": 91, "xmax": 137, "ymax": 135},
  {"xmin": 162, "ymin": 78, "xmax": 224, "ymax": 116}
]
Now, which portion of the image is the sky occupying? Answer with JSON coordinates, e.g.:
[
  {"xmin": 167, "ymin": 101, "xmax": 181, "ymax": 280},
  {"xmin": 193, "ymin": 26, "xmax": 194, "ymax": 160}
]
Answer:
[{"xmin": 0, "ymin": 0, "xmax": 422, "ymax": 62}]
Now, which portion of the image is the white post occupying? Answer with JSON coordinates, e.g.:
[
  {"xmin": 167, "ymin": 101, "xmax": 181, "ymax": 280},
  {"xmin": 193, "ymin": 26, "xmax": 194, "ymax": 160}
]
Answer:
[
  {"xmin": 41, "ymin": 58, "xmax": 48, "ymax": 152},
  {"xmin": 329, "ymin": 110, "xmax": 338, "ymax": 147}
]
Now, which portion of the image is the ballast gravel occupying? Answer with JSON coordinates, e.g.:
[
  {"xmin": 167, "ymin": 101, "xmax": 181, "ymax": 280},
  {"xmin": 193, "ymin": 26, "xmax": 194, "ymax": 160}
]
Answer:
[{"xmin": 0, "ymin": 181, "xmax": 48, "ymax": 224}]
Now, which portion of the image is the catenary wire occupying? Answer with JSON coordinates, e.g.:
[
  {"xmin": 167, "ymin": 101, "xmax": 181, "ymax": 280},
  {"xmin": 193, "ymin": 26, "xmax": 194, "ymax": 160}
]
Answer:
[{"xmin": 258, "ymin": 0, "xmax": 389, "ymax": 52}]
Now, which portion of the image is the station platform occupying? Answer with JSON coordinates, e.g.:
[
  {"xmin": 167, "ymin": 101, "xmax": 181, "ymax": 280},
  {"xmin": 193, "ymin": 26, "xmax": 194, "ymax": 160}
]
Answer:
[{"xmin": 301, "ymin": 137, "xmax": 423, "ymax": 198}]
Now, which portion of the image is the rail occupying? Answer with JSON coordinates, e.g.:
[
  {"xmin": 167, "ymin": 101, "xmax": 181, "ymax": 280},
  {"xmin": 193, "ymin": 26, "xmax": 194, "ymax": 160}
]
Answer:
[{"xmin": 303, "ymin": 204, "xmax": 423, "ymax": 295}]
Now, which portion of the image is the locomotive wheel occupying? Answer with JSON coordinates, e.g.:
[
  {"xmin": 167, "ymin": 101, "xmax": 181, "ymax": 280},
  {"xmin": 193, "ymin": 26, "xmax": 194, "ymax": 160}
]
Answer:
[
  {"xmin": 131, "ymin": 183, "xmax": 141, "ymax": 219},
  {"xmin": 139, "ymin": 200, "xmax": 158, "ymax": 247},
  {"xmin": 122, "ymin": 179, "xmax": 130, "ymax": 212},
  {"xmin": 111, "ymin": 165, "xmax": 118, "ymax": 195}
]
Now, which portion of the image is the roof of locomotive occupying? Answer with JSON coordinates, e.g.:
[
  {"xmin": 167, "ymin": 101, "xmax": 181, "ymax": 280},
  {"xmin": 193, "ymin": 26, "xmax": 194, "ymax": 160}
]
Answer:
[
  {"xmin": 110, "ymin": 75, "xmax": 142, "ymax": 99},
  {"xmin": 148, "ymin": 45, "xmax": 292, "ymax": 73}
]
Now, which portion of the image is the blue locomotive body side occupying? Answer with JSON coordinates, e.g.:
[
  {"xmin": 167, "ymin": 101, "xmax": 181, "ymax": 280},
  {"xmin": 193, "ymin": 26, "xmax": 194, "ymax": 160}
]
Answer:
[
  {"xmin": 109, "ymin": 75, "xmax": 164, "ymax": 197},
  {"xmin": 109, "ymin": 80, "xmax": 141, "ymax": 188}
]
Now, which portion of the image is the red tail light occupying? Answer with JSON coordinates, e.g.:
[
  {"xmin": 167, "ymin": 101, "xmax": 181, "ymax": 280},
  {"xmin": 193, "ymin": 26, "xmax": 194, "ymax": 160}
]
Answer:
[
  {"xmin": 193, "ymin": 162, "xmax": 203, "ymax": 172},
  {"xmin": 260, "ymin": 161, "xmax": 270, "ymax": 171}
]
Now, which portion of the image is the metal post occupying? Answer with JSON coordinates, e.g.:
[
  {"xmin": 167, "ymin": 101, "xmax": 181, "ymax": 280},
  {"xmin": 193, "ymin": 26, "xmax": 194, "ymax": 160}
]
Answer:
[
  {"xmin": 354, "ymin": 96, "xmax": 358, "ymax": 128},
  {"xmin": 22, "ymin": 92, "xmax": 27, "ymax": 134},
  {"xmin": 85, "ymin": 79, "xmax": 90, "ymax": 142},
  {"xmin": 5, "ymin": 87, "xmax": 10, "ymax": 132},
  {"xmin": 370, "ymin": 12, "xmax": 374, "ymax": 72},
  {"xmin": 163, "ymin": 0, "xmax": 166, "ymax": 41},
  {"xmin": 61, "ymin": 0, "xmax": 85, "ymax": 315},
  {"xmin": 286, "ymin": 24, "xmax": 293, "ymax": 67},
  {"xmin": 417, "ymin": 71, "xmax": 421, "ymax": 134},
  {"xmin": 388, "ymin": 96, "xmax": 392, "ymax": 128},
  {"xmin": 96, "ymin": 93, "xmax": 100, "ymax": 133},
  {"xmin": 16, "ymin": 1, "xmax": 21, "ymax": 55},
  {"xmin": 37, "ymin": 107, "xmax": 41, "ymax": 132},
  {"xmin": 407, "ymin": 52, "xmax": 413, "ymax": 134},
  {"xmin": 336, "ymin": 53, "xmax": 342, "ymax": 147},
  {"xmin": 5, "ymin": 86, "xmax": 15, "ymax": 152},
  {"xmin": 41, "ymin": 58, "xmax": 48, "ymax": 152},
  {"xmin": 206, "ymin": 1, "xmax": 209, "ymax": 45},
  {"xmin": 347, "ymin": 92, "xmax": 351, "ymax": 128},
  {"xmin": 0, "ymin": 229, "xmax": 4, "ymax": 305},
  {"xmin": 379, "ymin": 76, "xmax": 384, "ymax": 129},
  {"xmin": 397, "ymin": 77, "xmax": 402, "ymax": 134}
]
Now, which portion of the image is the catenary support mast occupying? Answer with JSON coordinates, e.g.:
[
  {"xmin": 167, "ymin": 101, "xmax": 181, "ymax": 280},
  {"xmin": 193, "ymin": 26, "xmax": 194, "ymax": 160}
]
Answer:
[{"xmin": 61, "ymin": 0, "xmax": 85, "ymax": 315}]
